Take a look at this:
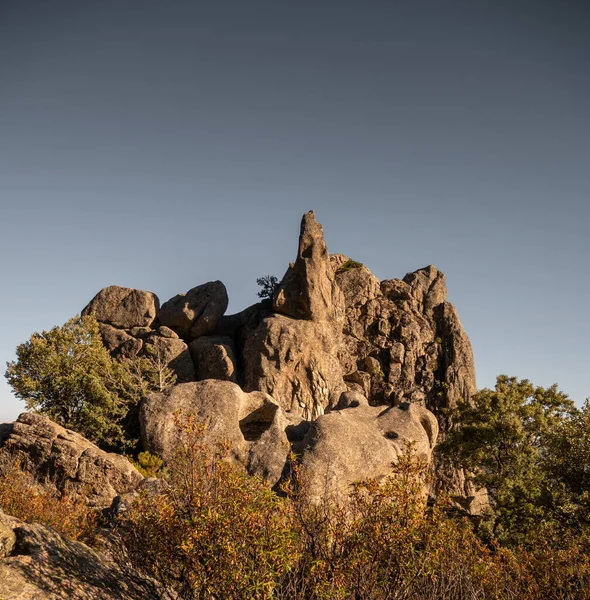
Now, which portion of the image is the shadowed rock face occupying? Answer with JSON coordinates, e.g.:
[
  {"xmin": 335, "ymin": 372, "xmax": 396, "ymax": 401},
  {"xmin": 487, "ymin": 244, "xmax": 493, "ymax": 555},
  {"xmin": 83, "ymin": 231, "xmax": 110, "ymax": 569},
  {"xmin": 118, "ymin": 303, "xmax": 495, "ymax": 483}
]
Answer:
[
  {"xmin": 334, "ymin": 260, "xmax": 476, "ymax": 420},
  {"xmin": 0, "ymin": 510, "xmax": 160, "ymax": 600}
]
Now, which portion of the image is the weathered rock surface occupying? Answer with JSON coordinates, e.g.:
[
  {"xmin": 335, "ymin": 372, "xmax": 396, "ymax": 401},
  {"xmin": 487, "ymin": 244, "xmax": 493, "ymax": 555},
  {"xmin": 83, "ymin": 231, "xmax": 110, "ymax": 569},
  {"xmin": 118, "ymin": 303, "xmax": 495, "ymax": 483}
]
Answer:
[
  {"xmin": 98, "ymin": 323, "xmax": 143, "ymax": 358},
  {"xmin": 298, "ymin": 399, "xmax": 438, "ymax": 500},
  {"xmin": 157, "ymin": 280, "xmax": 228, "ymax": 340},
  {"xmin": 189, "ymin": 335, "xmax": 238, "ymax": 382},
  {"xmin": 0, "ymin": 510, "xmax": 160, "ymax": 600},
  {"xmin": 334, "ymin": 260, "xmax": 476, "ymax": 419},
  {"xmin": 273, "ymin": 211, "xmax": 344, "ymax": 322},
  {"xmin": 82, "ymin": 286, "xmax": 159, "ymax": 329},
  {"xmin": 1, "ymin": 413, "xmax": 143, "ymax": 508},
  {"xmin": 142, "ymin": 332, "xmax": 195, "ymax": 383},
  {"xmin": 140, "ymin": 380, "xmax": 291, "ymax": 486},
  {"xmin": 243, "ymin": 315, "xmax": 346, "ymax": 420}
]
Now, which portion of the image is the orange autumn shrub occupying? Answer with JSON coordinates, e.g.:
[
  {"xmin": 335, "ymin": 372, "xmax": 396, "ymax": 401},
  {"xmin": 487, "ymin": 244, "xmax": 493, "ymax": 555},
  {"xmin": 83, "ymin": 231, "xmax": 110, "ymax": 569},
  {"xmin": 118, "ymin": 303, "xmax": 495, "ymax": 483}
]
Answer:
[
  {"xmin": 0, "ymin": 455, "xmax": 96, "ymax": 541},
  {"xmin": 115, "ymin": 415, "xmax": 590, "ymax": 600}
]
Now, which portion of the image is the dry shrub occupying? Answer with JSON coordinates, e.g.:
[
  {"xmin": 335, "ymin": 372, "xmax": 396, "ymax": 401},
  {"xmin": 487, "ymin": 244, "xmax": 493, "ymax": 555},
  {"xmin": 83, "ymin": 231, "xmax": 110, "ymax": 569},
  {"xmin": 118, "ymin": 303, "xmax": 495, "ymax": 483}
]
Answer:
[
  {"xmin": 116, "ymin": 414, "xmax": 297, "ymax": 600},
  {"xmin": 0, "ymin": 454, "xmax": 96, "ymax": 541},
  {"xmin": 115, "ymin": 416, "xmax": 590, "ymax": 600}
]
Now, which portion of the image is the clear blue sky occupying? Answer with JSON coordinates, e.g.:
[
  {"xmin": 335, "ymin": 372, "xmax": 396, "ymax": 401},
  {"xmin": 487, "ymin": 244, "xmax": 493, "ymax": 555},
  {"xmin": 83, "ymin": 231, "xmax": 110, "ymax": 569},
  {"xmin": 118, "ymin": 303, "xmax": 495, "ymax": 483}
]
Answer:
[{"xmin": 1, "ymin": 0, "xmax": 589, "ymax": 422}]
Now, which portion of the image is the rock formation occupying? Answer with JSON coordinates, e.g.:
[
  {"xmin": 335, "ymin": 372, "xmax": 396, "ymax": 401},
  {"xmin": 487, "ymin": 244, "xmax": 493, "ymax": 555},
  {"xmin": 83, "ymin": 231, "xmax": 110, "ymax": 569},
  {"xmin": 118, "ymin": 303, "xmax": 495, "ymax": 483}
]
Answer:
[
  {"xmin": 0, "ymin": 413, "xmax": 143, "ymax": 508},
  {"xmin": 0, "ymin": 510, "xmax": 159, "ymax": 600},
  {"xmin": 5, "ymin": 210, "xmax": 478, "ymax": 508},
  {"xmin": 140, "ymin": 380, "xmax": 291, "ymax": 487}
]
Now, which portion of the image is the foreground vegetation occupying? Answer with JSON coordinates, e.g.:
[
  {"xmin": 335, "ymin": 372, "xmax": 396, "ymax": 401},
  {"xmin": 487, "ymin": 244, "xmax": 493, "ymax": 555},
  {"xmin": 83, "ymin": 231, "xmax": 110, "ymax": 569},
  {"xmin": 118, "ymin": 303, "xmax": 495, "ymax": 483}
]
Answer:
[
  {"xmin": 113, "ymin": 415, "xmax": 590, "ymax": 599},
  {"xmin": 3, "ymin": 317, "xmax": 590, "ymax": 598}
]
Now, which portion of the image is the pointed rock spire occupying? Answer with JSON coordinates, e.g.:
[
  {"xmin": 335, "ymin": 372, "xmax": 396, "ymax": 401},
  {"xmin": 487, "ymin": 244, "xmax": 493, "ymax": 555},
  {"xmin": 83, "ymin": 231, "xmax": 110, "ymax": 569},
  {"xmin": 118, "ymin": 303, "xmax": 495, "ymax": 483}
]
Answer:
[{"xmin": 273, "ymin": 211, "xmax": 344, "ymax": 321}]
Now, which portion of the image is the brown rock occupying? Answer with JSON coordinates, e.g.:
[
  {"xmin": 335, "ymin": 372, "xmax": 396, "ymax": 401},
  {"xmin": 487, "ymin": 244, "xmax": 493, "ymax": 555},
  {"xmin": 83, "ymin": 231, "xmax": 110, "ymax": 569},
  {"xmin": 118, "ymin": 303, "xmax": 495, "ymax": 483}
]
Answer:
[
  {"xmin": 82, "ymin": 286, "xmax": 159, "ymax": 329},
  {"xmin": 298, "ymin": 400, "xmax": 438, "ymax": 501},
  {"xmin": 158, "ymin": 280, "xmax": 229, "ymax": 340},
  {"xmin": 0, "ymin": 511, "xmax": 159, "ymax": 600},
  {"xmin": 1, "ymin": 413, "xmax": 143, "ymax": 508},
  {"xmin": 0, "ymin": 516, "xmax": 15, "ymax": 559},
  {"xmin": 332, "ymin": 254, "xmax": 381, "ymax": 309},
  {"xmin": 273, "ymin": 211, "xmax": 344, "ymax": 322},
  {"xmin": 143, "ymin": 333, "xmax": 195, "ymax": 383},
  {"xmin": 189, "ymin": 335, "xmax": 237, "ymax": 382},
  {"xmin": 335, "ymin": 262, "xmax": 476, "ymax": 416},
  {"xmin": 140, "ymin": 380, "xmax": 291, "ymax": 486},
  {"xmin": 243, "ymin": 314, "xmax": 347, "ymax": 420},
  {"xmin": 98, "ymin": 323, "xmax": 143, "ymax": 358}
]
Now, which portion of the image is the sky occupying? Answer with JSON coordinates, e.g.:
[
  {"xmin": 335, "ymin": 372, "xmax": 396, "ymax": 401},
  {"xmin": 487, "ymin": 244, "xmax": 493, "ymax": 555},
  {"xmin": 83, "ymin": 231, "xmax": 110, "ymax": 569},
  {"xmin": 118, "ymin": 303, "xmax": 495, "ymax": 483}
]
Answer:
[{"xmin": 0, "ymin": 0, "xmax": 589, "ymax": 422}]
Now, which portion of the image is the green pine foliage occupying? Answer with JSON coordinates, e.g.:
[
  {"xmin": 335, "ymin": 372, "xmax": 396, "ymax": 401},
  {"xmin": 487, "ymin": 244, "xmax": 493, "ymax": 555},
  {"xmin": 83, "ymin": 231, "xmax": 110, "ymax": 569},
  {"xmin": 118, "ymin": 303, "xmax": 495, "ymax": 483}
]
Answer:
[{"xmin": 441, "ymin": 375, "xmax": 585, "ymax": 545}]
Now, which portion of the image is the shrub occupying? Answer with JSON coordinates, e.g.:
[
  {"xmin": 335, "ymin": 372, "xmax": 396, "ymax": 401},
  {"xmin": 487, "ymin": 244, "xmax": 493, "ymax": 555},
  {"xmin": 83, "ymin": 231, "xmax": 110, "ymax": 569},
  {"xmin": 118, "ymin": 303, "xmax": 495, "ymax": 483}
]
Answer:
[
  {"xmin": 115, "ymin": 415, "xmax": 296, "ymax": 599},
  {"xmin": 5, "ymin": 315, "xmax": 175, "ymax": 452},
  {"xmin": 114, "ymin": 414, "xmax": 590, "ymax": 599},
  {"xmin": 335, "ymin": 259, "xmax": 363, "ymax": 274},
  {"xmin": 130, "ymin": 451, "xmax": 163, "ymax": 478},
  {"xmin": 0, "ymin": 455, "xmax": 96, "ymax": 541}
]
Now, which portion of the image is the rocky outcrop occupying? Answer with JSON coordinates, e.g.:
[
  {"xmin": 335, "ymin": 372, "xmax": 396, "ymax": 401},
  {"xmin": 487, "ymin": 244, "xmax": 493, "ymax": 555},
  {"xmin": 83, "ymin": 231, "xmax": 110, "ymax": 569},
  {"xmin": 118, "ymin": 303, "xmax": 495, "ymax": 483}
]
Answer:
[
  {"xmin": 298, "ymin": 399, "xmax": 438, "ymax": 500},
  {"xmin": 0, "ymin": 510, "xmax": 159, "ymax": 600},
  {"xmin": 142, "ymin": 332, "xmax": 195, "ymax": 383},
  {"xmin": 334, "ymin": 260, "xmax": 476, "ymax": 420},
  {"xmin": 82, "ymin": 286, "xmax": 159, "ymax": 329},
  {"xmin": 0, "ymin": 413, "xmax": 143, "ymax": 508},
  {"xmin": 140, "ymin": 380, "xmax": 292, "ymax": 486},
  {"xmin": 71, "ymin": 210, "xmax": 477, "ymax": 506},
  {"xmin": 243, "ymin": 212, "xmax": 347, "ymax": 420},
  {"xmin": 273, "ymin": 211, "xmax": 344, "ymax": 323},
  {"xmin": 157, "ymin": 280, "xmax": 229, "ymax": 340}
]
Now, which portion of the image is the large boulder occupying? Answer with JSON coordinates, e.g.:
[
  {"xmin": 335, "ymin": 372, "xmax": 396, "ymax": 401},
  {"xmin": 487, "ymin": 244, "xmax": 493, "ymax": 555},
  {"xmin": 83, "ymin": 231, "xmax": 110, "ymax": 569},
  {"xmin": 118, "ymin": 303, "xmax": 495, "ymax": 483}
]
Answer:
[
  {"xmin": 189, "ymin": 335, "xmax": 238, "ymax": 382},
  {"xmin": 273, "ymin": 211, "xmax": 344, "ymax": 322},
  {"xmin": 298, "ymin": 398, "xmax": 438, "ymax": 501},
  {"xmin": 82, "ymin": 286, "xmax": 159, "ymax": 329},
  {"xmin": 140, "ymin": 380, "xmax": 291, "ymax": 486},
  {"xmin": 0, "ymin": 511, "xmax": 159, "ymax": 600},
  {"xmin": 243, "ymin": 315, "xmax": 347, "ymax": 420},
  {"xmin": 158, "ymin": 280, "xmax": 229, "ymax": 340},
  {"xmin": 1, "ymin": 413, "xmax": 143, "ymax": 508}
]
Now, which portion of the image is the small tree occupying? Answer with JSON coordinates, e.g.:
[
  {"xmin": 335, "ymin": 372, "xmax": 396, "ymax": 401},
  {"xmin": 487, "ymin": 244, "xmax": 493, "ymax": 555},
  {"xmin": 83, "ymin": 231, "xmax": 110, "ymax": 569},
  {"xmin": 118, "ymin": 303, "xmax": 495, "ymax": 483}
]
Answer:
[
  {"xmin": 442, "ymin": 375, "xmax": 576, "ymax": 544},
  {"xmin": 5, "ymin": 315, "xmax": 170, "ymax": 452},
  {"xmin": 256, "ymin": 274, "xmax": 278, "ymax": 301}
]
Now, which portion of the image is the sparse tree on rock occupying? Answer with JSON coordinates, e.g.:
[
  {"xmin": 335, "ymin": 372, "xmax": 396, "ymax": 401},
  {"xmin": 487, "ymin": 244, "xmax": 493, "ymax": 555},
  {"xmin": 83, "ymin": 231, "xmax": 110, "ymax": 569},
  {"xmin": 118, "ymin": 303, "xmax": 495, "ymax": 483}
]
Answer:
[{"xmin": 256, "ymin": 274, "xmax": 278, "ymax": 301}]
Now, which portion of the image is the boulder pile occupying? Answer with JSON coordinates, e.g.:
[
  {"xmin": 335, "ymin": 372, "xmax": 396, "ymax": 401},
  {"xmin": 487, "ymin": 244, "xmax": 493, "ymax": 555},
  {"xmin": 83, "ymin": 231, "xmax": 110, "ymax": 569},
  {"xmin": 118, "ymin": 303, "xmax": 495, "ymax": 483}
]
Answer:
[{"xmin": 2, "ymin": 211, "xmax": 478, "ymax": 505}]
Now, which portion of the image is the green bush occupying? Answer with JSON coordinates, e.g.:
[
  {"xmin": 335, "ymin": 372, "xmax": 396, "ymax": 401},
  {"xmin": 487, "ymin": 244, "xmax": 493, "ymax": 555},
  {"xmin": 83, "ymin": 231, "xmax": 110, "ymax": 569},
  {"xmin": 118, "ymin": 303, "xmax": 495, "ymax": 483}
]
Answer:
[{"xmin": 5, "ymin": 315, "xmax": 175, "ymax": 452}]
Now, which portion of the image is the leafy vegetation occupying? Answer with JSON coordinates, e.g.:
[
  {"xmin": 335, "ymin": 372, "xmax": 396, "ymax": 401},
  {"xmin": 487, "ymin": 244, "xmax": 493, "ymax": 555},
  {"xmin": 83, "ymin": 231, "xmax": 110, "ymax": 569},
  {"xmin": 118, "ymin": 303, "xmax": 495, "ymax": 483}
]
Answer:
[
  {"xmin": 256, "ymin": 274, "xmax": 279, "ymax": 301},
  {"xmin": 442, "ymin": 375, "xmax": 589, "ymax": 546},
  {"xmin": 335, "ymin": 259, "xmax": 363, "ymax": 274},
  {"xmin": 0, "ymin": 455, "xmax": 96, "ymax": 541},
  {"xmin": 5, "ymin": 315, "xmax": 175, "ymax": 452},
  {"xmin": 110, "ymin": 413, "xmax": 590, "ymax": 600}
]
